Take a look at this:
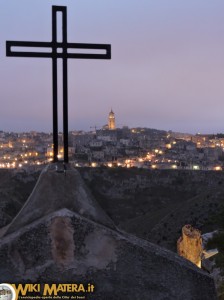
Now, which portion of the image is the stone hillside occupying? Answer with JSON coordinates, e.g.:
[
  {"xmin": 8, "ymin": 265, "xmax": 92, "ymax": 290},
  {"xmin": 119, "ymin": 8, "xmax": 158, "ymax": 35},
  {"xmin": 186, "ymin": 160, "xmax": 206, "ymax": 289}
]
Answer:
[{"xmin": 0, "ymin": 165, "xmax": 217, "ymax": 299}]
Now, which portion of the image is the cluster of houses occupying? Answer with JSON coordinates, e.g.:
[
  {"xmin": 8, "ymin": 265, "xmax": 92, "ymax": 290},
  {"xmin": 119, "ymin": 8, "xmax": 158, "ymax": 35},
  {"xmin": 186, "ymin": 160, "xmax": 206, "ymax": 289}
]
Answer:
[{"xmin": 0, "ymin": 128, "xmax": 223, "ymax": 171}]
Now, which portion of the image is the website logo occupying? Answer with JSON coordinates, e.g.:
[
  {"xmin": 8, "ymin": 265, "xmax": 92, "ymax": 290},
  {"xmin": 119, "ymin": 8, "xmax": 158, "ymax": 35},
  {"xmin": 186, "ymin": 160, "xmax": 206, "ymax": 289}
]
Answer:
[{"xmin": 0, "ymin": 284, "xmax": 16, "ymax": 300}]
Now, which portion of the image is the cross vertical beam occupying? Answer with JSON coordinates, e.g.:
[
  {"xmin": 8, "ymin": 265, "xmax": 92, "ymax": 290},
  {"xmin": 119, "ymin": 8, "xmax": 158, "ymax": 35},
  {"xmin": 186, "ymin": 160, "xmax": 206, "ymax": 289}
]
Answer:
[
  {"xmin": 52, "ymin": 6, "xmax": 69, "ymax": 163},
  {"xmin": 6, "ymin": 5, "xmax": 111, "ymax": 163},
  {"xmin": 62, "ymin": 7, "xmax": 69, "ymax": 163},
  {"xmin": 52, "ymin": 7, "xmax": 58, "ymax": 162}
]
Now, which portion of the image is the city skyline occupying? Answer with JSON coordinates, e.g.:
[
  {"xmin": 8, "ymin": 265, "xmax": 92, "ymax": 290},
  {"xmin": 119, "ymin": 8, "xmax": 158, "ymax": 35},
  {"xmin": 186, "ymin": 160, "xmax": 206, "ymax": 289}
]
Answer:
[{"xmin": 1, "ymin": 0, "xmax": 224, "ymax": 134}]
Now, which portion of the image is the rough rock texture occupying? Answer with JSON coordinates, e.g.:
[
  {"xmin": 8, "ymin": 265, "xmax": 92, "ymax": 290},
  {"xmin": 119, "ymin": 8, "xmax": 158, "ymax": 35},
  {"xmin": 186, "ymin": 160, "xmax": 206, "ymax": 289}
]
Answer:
[
  {"xmin": 79, "ymin": 167, "xmax": 224, "ymax": 251},
  {"xmin": 2, "ymin": 163, "xmax": 114, "ymax": 236},
  {"xmin": 0, "ymin": 165, "xmax": 217, "ymax": 299},
  {"xmin": 0, "ymin": 168, "xmax": 41, "ymax": 228},
  {"xmin": 0, "ymin": 209, "xmax": 217, "ymax": 300}
]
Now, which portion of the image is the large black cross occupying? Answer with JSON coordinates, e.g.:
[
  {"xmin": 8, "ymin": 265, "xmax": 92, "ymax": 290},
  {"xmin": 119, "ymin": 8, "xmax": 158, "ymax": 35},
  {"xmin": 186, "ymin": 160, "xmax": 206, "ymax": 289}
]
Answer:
[{"xmin": 6, "ymin": 6, "xmax": 111, "ymax": 163}]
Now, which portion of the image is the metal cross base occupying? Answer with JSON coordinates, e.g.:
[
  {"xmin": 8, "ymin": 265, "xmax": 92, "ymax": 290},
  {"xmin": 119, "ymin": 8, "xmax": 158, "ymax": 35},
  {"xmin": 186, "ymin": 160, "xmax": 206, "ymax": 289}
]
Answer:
[{"xmin": 6, "ymin": 6, "xmax": 111, "ymax": 163}]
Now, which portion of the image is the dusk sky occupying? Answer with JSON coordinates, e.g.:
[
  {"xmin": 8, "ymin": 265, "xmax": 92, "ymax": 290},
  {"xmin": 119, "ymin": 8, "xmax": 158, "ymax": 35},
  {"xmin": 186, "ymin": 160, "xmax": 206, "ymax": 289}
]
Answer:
[{"xmin": 1, "ymin": 0, "xmax": 224, "ymax": 133}]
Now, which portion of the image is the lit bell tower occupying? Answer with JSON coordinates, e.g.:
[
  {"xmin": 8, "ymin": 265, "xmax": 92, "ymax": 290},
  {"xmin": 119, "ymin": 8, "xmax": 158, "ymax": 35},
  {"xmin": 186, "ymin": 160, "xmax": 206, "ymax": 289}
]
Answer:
[{"xmin": 108, "ymin": 109, "xmax": 116, "ymax": 130}]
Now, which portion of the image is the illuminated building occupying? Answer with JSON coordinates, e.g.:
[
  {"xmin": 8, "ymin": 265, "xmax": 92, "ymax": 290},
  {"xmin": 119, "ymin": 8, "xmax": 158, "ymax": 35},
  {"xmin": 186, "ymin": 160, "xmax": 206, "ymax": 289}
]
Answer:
[{"xmin": 108, "ymin": 109, "xmax": 116, "ymax": 130}]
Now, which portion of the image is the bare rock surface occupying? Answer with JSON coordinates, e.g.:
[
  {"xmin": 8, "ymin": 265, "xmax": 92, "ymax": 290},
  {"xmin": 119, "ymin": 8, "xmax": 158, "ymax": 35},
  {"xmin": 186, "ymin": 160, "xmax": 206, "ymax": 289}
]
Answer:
[
  {"xmin": 0, "ymin": 209, "xmax": 217, "ymax": 300},
  {"xmin": 0, "ymin": 165, "xmax": 218, "ymax": 299},
  {"xmin": 0, "ymin": 168, "xmax": 40, "ymax": 228},
  {"xmin": 2, "ymin": 163, "xmax": 114, "ymax": 236}
]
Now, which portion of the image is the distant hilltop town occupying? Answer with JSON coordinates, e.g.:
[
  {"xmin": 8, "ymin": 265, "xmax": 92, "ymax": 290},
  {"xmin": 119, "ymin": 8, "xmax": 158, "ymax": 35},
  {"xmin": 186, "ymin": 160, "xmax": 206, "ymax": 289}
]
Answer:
[{"xmin": 0, "ymin": 109, "xmax": 224, "ymax": 171}]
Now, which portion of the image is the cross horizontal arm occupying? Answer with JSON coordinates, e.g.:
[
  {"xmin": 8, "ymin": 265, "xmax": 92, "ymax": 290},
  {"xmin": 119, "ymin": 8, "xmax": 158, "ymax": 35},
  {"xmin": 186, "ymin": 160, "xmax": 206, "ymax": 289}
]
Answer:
[
  {"xmin": 6, "ymin": 41, "xmax": 111, "ymax": 59},
  {"xmin": 68, "ymin": 43, "xmax": 111, "ymax": 59},
  {"xmin": 6, "ymin": 41, "xmax": 52, "ymax": 58}
]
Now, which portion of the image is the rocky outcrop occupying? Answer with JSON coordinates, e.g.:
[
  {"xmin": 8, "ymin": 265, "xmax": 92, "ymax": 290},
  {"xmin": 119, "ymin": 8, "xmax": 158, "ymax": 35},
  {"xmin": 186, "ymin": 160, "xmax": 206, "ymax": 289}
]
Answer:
[
  {"xmin": 2, "ymin": 164, "xmax": 114, "ymax": 236},
  {"xmin": 0, "ymin": 164, "xmax": 217, "ymax": 299},
  {"xmin": 0, "ymin": 209, "xmax": 217, "ymax": 300}
]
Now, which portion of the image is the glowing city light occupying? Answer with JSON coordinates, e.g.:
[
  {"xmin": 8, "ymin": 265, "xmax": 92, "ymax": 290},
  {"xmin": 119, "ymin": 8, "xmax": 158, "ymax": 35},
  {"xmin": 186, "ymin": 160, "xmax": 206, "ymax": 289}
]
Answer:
[
  {"xmin": 193, "ymin": 165, "xmax": 199, "ymax": 170},
  {"xmin": 214, "ymin": 166, "xmax": 222, "ymax": 171}
]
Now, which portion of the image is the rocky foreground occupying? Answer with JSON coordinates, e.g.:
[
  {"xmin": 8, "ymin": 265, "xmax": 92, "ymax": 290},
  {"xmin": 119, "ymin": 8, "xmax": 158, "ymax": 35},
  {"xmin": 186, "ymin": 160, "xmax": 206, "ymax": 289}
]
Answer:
[{"xmin": 0, "ymin": 165, "xmax": 218, "ymax": 299}]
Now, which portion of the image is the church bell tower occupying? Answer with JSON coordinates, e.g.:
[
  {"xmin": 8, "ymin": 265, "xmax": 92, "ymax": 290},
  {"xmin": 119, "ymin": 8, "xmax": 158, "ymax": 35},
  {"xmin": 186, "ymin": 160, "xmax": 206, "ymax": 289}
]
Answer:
[{"xmin": 108, "ymin": 109, "xmax": 116, "ymax": 130}]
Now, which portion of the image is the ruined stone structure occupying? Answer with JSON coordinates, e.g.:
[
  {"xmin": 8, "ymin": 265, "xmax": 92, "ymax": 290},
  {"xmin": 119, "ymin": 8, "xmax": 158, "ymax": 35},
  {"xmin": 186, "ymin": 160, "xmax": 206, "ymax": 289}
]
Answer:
[{"xmin": 177, "ymin": 224, "xmax": 203, "ymax": 268}]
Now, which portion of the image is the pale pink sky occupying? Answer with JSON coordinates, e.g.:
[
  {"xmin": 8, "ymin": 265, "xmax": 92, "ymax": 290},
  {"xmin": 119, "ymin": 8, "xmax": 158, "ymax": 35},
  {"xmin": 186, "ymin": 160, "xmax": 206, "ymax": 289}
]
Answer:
[{"xmin": 0, "ymin": 0, "xmax": 224, "ymax": 133}]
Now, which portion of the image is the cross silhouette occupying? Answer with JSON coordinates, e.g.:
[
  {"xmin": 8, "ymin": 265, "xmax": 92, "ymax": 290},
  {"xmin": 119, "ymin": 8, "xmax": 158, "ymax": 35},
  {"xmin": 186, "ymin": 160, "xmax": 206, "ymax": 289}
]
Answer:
[{"xmin": 6, "ymin": 5, "xmax": 111, "ymax": 163}]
